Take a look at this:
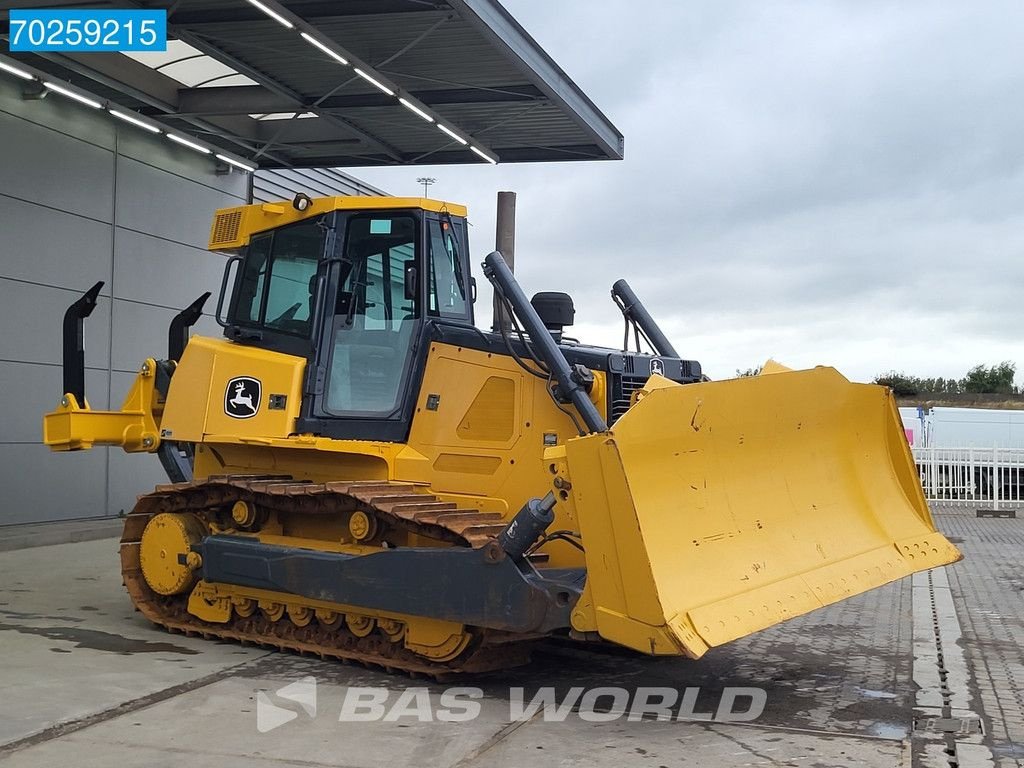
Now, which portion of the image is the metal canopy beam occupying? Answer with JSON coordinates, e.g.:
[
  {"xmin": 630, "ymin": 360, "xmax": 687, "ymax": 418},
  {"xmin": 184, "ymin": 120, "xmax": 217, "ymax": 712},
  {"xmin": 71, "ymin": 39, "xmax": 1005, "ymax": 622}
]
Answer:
[
  {"xmin": 448, "ymin": 0, "xmax": 624, "ymax": 160},
  {"xmin": 169, "ymin": 0, "xmax": 439, "ymax": 26},
  {"xmin": 175, "ymin": 83, "xmax": 546, "ymax": 117}
]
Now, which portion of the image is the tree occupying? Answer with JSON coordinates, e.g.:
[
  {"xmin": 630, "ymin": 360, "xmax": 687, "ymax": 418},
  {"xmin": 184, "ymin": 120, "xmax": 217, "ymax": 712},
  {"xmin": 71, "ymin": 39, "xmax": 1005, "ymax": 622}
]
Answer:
[
  {"xmin": 961, "ymin": 361, "xmax": 1017, "ymax": 394},
  {"xmin": 874, "ymin": 362, "xmax": 1019, "ymax": 396},
  {"xmin": 735, "ymin": 366, "xmax": 762, "ymax": 377},
  {"xmin": 874, "ymin": 372, "xmax": 920, "ymax": 396}
]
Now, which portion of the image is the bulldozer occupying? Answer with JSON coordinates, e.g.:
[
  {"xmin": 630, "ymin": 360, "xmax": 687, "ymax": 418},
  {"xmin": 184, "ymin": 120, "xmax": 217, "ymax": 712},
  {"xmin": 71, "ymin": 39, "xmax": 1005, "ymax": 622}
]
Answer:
[{"xmin": 43, "ymin": 194, "xmax": 961, "ymax": 675}]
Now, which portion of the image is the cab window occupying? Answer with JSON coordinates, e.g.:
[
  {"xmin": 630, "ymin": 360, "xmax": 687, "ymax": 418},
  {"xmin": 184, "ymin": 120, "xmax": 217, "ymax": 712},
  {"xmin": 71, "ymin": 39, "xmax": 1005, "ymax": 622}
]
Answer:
[
  {"xmin": 428, "ymin": 219, "xmax": 468, "ymax": 319},
  {"xmin": 232, "ymin": 219, "xmax": 325, "ymax": 337},
  {"xmin": 325, "ymin": 214, "xmax": 418, "ymax": 415}
]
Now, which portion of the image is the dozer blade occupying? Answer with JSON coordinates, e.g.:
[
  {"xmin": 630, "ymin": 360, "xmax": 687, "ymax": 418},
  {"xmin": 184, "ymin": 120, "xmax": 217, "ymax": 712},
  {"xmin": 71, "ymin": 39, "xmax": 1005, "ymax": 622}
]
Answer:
[{"xmin": 563, "ymin": 366, "xmax": 961, "ymax": 658}]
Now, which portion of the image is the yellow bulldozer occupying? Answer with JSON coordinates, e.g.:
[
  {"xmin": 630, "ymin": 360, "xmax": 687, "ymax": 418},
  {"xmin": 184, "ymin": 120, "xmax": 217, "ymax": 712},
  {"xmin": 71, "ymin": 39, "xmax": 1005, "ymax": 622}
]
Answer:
[{"xmin": 43, "ymin": 194, "xmax": 960, "ymax": 675}]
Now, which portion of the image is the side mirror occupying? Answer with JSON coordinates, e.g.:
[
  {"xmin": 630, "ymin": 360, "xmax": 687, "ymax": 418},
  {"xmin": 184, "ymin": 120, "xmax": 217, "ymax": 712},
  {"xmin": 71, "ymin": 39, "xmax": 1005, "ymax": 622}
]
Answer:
[{"xmin": 404, "ymin": 261, "xmax": 418, "ymax": 300}]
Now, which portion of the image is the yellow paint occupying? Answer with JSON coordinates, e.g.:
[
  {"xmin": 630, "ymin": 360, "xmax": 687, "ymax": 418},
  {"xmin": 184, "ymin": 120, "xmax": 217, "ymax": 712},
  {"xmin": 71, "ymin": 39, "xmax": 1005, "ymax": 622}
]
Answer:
[
  {"xmin": 208, "ymin": 196, "xmax": 469, "ymax": 251},
  {"xmin": 43, "ymin": 359, "xmax": 162, "ymax": 452},
  {"xmin": 139, "ymin": 513, "xmax": 206, "ymax": 595},
  {"xmin": 161, "ymin": 336, "xmax": 306, "ymax": 442},
  {"xmin": 561, "ymin": 366, "xmax": 962, "ymax": 657}
]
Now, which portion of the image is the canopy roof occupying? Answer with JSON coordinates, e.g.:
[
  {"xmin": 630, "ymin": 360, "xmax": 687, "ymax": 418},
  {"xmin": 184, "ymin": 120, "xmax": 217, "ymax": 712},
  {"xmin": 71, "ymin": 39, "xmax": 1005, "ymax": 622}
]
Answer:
[{"xmin": 0, "ymin": 0, "xmax": 623, "ymax": 169}]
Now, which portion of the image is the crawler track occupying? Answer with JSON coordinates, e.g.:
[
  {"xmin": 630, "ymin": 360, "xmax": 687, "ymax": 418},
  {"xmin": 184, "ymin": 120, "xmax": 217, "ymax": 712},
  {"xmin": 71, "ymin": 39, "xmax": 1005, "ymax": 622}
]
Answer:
[{"xmin": 120, "ymin": 475, "xmax": 531, "ymax": 677}]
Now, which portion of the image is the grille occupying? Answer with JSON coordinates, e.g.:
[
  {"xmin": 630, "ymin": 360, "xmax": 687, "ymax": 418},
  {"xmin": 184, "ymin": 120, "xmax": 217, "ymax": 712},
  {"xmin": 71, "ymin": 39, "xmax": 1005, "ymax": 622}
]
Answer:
[
  {"xmin": 211, "ymin": 210, "xmax": 242, "ymax": 245},
  {"xmin": 610, "ymin": 374, "xmax": 648, "ymax": 422}
]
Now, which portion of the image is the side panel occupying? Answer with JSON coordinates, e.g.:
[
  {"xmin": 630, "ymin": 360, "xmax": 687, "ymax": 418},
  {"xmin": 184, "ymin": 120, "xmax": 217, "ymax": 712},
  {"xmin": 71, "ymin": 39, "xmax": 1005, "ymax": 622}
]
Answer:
[
  {"xmin": 161, "ymin": 335, "xmax": 305, "ymax": 442},
  {"xmin": 402, "ymin": 341, "xmax": 603, "ymax": 567}
]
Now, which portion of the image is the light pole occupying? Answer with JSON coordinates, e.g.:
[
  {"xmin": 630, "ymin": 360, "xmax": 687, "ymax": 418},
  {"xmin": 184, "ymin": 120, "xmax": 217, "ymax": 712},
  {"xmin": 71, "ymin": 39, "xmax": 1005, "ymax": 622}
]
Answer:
[{"xmin": 416, "ymin": 176, "xmax": 436, "ymax": 197}]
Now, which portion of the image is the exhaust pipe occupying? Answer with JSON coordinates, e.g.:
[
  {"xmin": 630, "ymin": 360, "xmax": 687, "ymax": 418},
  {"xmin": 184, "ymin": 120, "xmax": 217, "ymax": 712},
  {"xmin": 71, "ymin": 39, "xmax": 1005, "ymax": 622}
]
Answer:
[{"xmin": 483, "ymin": 251, "xmax": 608, "ymax": 434}]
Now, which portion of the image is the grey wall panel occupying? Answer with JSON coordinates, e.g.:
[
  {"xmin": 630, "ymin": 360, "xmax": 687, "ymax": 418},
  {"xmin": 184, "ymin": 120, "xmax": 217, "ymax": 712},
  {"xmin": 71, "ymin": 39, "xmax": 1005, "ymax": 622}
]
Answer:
[
  {"xmin": 1, "ymin": 88, "xmax": 245, "ymax": 523},
  {"xmin": 0, "ymin": 112, "xmax": 114, "ymax": 223},
  {"xmin": 0, "ymin": 444, "xmax": 108, "ymax": 524},
  {"xmin": 253, "ymin": 167, "xmax": 384, "ymax": 202},
  {"xmin": 107, "ymin": 450, "xmax": 167, "ymax": 515},
  {"xmin": 0, "ymin": 362, "xmax": 108, "ymax": 444},
  {"xmin": 0, "ymin": 75, "xmax": 115, "ymax": 153},
  {"xmin": 0, "ymin": 280, "xmax": 111, "ymax": 369},
  {"xmin": 114, "ymin": 155, "xmax": 246, "ymax": 250},
  {"xmin": 113, "ymin": 228, "xmax": 225, "ymax": 312},
  {"xmin": 0, "ymin": 195, "xmax": 113, "ymax": 290},
  {"xmin": 115, "ymin": 127, "xmax": 246, "ymax": 197},
  {"xmin": 191, "ymin": 315, "xmax": 223, "ymax": 340},
  {"xmin": 109, "ymin": 299, "xmax": 178, "ymax": 373}
]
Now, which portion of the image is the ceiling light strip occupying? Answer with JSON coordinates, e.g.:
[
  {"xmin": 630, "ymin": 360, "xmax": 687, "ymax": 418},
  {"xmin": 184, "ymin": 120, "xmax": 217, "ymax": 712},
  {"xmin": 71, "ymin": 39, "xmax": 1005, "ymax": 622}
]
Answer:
[
  {"xmin": 167, "ymin": 133, "xmax": 212, "ymax": 154},
  {"xmin": 399, "ymin": 97, "xmax": 433, "ymax": 123},
  {"xmin": 0, "ymin": 60, "xmax": 34, "ymax": 81},
  {"xmin": 353, "ymin": 68, "xmax": 394, "ymax": 97},
  {"xmin": 300, "ymin": 32, "xmax": 349, "ymax": 65},
  {"xmin": 246, "ymin": 0, "xmax": 294, "ymax": 29},
  {"xmin": 43, "ymin": 81, "xmax": 103, "ymax": 109},
  {"xmin": 109, "ymin": 109, "xmax": 161, "ymax": 134},
  {"xmin": 437, "ymin": 123, "xmax": 469, "ymax": 146},
  {"xmin": 469, "ymin": 144, "xmax": 498, "ymax": 164},
  {"xmin": 216, "ymin": 153, "xmax": 258, "ymax": 172}
]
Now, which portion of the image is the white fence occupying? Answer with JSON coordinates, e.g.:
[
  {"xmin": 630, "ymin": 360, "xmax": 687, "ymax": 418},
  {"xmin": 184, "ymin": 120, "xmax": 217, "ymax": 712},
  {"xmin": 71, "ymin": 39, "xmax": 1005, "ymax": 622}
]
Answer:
[{"xmin": 912, "ymin": 446, "xmax": 1024, "ymax": 509}]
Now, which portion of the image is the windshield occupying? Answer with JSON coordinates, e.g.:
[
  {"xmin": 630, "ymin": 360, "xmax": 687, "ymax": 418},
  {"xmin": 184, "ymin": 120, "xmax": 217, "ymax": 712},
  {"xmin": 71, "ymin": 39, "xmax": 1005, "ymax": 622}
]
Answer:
[{"xmin": 325, "ymin": 214, "xmax": 418, "ymax": 415}]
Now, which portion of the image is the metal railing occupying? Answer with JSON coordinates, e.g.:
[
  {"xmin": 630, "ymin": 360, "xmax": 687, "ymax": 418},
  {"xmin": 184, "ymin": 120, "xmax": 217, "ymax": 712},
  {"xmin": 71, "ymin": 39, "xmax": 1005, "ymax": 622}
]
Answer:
[{"xmin": 912, "ymin": 446, "xmax": 1024, "ymax": 509}]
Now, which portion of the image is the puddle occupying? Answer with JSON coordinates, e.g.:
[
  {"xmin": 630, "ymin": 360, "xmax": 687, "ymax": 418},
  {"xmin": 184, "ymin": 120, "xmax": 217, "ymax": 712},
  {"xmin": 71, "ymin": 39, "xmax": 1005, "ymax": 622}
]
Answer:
[
  {"xmin": 867, "ymin": 721, "xmax": 907, "ymax": 739},
  {"xmin": 0, "ymin": 622, "xmax": 200, "ymax": 655},
  {"xmin": 856, "ymin": 688, "xmax": 898, "ymax": 700}
]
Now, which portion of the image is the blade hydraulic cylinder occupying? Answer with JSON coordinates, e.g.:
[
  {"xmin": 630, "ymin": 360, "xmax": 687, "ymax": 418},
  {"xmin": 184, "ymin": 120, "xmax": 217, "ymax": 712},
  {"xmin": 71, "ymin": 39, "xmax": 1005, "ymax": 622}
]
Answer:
[
  {"xmin": 611, "ymin": 279, "xmax": 678, "ymax": 358},
  {"xmin": 497, "ymin": 492, "xmax": 557, "ymax": 560}
]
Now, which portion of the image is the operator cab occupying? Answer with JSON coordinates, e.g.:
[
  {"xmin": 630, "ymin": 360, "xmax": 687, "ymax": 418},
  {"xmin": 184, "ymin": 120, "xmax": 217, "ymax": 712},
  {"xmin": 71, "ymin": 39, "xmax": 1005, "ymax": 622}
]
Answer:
[{"xmin": 211, "ymin": 195, "xmax": 473, "ymax": 441}]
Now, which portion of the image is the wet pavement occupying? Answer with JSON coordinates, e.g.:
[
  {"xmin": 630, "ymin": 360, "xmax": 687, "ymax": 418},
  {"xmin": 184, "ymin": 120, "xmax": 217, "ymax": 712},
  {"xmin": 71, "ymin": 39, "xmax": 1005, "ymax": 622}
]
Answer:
[{"xmin": 0, "ymin": 509, "xmax": 1020, "ymax": 767}]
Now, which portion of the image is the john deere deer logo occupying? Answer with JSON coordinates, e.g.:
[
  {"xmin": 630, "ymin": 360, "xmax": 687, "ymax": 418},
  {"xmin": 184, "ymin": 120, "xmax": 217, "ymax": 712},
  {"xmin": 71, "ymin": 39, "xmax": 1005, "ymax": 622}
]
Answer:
[{"xmin": 225, "ymin": 377, "xmax": 261, "ymax": 419}]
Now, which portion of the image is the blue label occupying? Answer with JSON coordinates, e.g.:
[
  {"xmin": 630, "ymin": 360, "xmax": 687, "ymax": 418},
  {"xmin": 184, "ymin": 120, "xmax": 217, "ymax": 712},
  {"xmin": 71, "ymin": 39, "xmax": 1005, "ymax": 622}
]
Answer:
[{"xmin": 9, "ymin": 10, "xmax": 167, "ymax": 52}]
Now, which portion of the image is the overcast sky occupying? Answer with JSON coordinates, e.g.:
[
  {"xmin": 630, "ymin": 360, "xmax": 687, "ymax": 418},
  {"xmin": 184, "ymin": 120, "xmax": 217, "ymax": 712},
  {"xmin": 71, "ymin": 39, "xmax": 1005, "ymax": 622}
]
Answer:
[{"xmin": 351, "ymin": 0, "xmax": 1024, "ymax": 383}]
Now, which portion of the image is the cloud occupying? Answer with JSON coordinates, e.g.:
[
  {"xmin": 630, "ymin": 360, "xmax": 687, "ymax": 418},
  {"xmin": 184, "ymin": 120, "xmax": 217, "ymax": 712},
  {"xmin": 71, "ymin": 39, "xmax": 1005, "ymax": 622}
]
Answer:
[{"xmin": 350, "ymin": 0, "xmax": 1024, "ymax": 384}]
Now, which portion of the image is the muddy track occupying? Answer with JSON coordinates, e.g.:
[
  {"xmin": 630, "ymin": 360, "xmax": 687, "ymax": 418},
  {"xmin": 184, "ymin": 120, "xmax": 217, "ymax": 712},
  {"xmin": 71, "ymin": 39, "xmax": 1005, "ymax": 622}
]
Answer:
[{"xmin": 119, "ymin": 475, "xmax": 531, "ymax": 678}]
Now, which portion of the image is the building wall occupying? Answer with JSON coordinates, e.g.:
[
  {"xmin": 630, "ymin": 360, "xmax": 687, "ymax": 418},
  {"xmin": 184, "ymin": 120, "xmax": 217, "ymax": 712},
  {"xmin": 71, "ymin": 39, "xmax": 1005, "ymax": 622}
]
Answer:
[
  {"xmin": 0, "ymin": 76, "xmax": 243, "ymax": 525},
  {"xmin": 253, "ymin": 167, "xmax": 383, "ymax": 202},
  {"xmin": 0, "ymin": 75, "xmax": 252, "ymax": 524},
  {"xmin": 0, "ymin": 77, "xmax": 384, "ymax": 526}
]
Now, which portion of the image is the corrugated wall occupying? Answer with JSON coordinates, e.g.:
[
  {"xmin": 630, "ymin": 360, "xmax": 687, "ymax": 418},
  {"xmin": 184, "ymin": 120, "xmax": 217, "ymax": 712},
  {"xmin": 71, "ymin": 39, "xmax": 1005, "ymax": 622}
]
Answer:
[
  {"xmin": 253, "ymin": 167, "xmax": 384, "ymax": 203},
  {"xmin": 0, "ymin": 75, "xmax": 380, "ymax": 525}
]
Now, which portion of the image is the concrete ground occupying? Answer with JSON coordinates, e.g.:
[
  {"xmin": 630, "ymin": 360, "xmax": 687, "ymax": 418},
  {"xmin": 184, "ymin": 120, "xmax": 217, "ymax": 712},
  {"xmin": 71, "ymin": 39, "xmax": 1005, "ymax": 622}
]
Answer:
[{"xmin": 0, "ymin": 510, "xmax": 1020, "ymax": 767}]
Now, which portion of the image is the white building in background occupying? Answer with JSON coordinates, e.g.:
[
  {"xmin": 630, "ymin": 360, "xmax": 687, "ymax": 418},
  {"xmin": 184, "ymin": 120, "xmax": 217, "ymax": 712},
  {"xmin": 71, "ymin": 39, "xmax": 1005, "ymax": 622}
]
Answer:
[{"xmin": 900, "ymin": 407, "xmax": 1024, "ymax": 448}]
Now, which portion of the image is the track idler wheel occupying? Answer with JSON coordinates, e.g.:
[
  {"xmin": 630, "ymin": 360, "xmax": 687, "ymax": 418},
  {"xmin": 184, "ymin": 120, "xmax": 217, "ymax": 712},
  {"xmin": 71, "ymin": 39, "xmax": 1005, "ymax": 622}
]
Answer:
[{"xmin": 139, "ymin": 513, "xmax": 206, "ymax": 596}]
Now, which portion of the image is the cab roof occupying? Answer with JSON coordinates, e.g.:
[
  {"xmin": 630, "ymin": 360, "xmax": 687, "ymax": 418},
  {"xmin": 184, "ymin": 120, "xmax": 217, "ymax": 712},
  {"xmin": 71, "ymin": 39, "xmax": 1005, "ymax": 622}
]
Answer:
[{"xmin": 208, "ymin": 196, "xmax": 468, "ymax": 251}]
